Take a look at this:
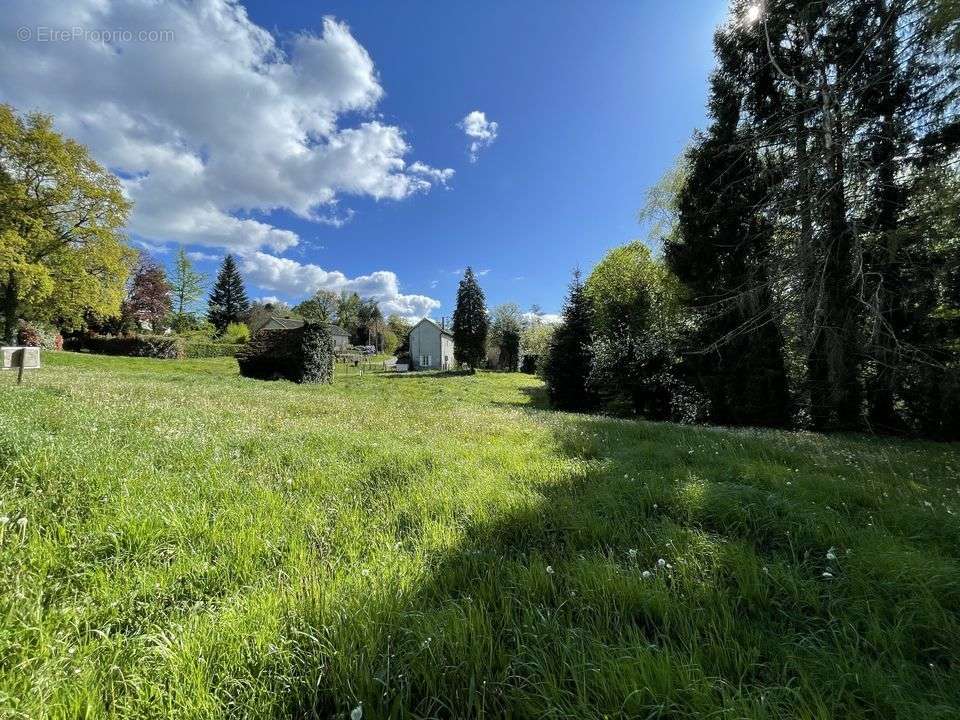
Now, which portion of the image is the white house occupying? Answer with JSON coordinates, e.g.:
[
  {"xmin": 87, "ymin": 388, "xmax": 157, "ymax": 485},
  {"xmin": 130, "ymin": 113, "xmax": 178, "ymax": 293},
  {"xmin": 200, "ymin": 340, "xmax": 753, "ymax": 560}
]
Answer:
[{"xmin": 409, "ymin": 318, "xmax": 455, "ymax": 370}]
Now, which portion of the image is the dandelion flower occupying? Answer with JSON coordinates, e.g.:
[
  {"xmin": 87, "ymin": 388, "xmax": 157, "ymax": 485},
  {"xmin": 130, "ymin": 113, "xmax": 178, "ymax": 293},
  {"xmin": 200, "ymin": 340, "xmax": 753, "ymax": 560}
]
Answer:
[
  {"xmin": 642, "ymin": 570, "xmax": 652, "ymax": 579},
  {"xmin": 657, "ymin": 558, "xmax": 666, "ymax": 568},
  {"xmin": 546, "ymin": 566, "xmax": 555, "ymax": 575}
]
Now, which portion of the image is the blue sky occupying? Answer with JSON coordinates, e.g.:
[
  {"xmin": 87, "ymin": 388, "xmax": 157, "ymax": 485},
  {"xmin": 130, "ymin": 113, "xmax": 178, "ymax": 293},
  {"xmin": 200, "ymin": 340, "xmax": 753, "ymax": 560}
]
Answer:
[{"xmin": 1, "ymin": 0, "xmax": 728, "ymax": 320}]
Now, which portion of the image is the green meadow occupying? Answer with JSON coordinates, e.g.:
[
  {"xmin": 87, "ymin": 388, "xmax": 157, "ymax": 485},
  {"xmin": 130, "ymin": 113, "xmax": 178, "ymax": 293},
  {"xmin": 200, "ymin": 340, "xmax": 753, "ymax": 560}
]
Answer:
[{"xmin": 1, "ymin": 353, "xmax": 959, "ymax": 719}]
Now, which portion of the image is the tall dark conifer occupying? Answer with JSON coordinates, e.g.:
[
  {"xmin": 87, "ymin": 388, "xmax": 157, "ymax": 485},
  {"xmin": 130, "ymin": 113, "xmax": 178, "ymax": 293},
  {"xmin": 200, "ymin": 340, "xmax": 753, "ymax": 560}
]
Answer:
[
  {"xmin": 669, "ymin": 56, "xmax": 790, "ymax": 427},
  {"xmin": 207, "ymin": 254, "xmax": 249, "ymax": 332},
  {"xmin": 543, "ymin": 270, "xmax": 597, "ymax": 411},
  {"xmin": 452, "ymin": 267, "xmax": 488, "ymax": 368}
]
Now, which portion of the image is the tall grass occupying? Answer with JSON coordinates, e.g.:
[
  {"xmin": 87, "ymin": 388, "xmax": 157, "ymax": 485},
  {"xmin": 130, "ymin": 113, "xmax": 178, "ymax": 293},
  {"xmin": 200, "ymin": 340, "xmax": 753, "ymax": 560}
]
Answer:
[{"xmin": 1, "ymin": 353, "xmax": 958, "ymax": 718}]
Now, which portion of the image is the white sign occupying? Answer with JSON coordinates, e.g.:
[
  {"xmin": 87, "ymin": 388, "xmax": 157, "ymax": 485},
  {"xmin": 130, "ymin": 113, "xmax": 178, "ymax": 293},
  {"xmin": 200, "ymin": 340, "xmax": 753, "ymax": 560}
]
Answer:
[{"xmin": 1, "ymin": 346, "xmax": 41, "ymax": 373}]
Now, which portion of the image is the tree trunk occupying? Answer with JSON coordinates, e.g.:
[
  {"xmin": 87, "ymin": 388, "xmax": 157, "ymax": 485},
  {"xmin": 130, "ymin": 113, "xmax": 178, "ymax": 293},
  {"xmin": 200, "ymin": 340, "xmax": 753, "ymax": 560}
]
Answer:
[{"xmin": 3, "ymin": 271, "xmax": 18, "ymax": 345}]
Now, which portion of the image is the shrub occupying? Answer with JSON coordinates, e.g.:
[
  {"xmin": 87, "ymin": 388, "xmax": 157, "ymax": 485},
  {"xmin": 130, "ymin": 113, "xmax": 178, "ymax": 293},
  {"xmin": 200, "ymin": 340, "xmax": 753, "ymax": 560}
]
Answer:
[
  {"xmin": 237, "ymin": 322, "xmax": 333, "ymax": 383},
  {"xmin": 222, "ymin": 322, "xmax": 251, "ymax": 344},
  {"xmin": 69, "ymin": 334, "xmax": 184, "ymax": 359},
  {"xmin": 16, "ymin": 321, "xmax": 63, "ymax": 350},
  {"xmin": 183, "ymin": 341, "xmax": 240, "ymax": 359}
]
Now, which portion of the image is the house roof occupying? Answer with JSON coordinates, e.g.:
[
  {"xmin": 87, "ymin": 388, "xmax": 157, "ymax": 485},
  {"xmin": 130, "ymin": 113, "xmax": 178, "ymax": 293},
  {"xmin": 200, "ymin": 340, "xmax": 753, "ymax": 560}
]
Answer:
[
  {"xmin": 413, "ymin": 317, "xmax": 453, "ymax": 338},
  {"xmin": 259, "ymin": 316, "xmax": 350, "ymax": 336}
]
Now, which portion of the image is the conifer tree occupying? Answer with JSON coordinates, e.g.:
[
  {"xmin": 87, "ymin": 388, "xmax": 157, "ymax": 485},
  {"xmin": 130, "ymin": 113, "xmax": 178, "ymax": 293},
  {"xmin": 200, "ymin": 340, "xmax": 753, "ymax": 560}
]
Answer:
[
  {"xmin": 207, "ymin": 254, "xmax": 249, "ymax": 333},
  {"xmin": 543, "ymin": 270, "xmax": 596, "ymax": 411},
  {"xmin": 452, "ymin": 267, "xmax": 488, "ymax": 368}
]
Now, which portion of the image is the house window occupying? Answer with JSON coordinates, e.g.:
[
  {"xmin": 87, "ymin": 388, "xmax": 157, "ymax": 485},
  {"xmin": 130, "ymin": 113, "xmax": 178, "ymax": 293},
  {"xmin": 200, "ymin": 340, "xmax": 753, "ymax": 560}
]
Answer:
[{"xmin": 420, "ymin": 354, "xmax": 431, "ymax": 367}]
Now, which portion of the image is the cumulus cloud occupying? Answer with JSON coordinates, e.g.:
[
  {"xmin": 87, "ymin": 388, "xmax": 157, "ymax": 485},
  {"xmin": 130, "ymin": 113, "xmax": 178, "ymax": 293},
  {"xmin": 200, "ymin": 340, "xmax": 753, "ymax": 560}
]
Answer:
[
  {"xmin": 0, "ymin": 1, "xmax": 454, "ymax": 253},
  {"xmin": 458, "ymin": 110, "xmax": 499, "ymax": 162},
  {"xmin": 523, "ymin": 312, "xmax": 562, "ymax": 325},
  {"xmin": 240, "ymin": 252, "xmax": 441, "ymax": 320}
]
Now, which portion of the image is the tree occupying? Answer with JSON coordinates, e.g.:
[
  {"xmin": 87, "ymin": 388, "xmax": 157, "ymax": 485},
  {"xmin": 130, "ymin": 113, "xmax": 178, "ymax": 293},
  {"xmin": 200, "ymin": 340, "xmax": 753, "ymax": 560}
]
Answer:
[
  {"xmin": 452, "ymin": 267, "xmax": 488, "ymax": 368},
  {"xmin": 357, "ymin": 298, "xmax": 385, "ymax": 349},
  {"xmin": 667, "ymin": 59, "xmax": 791, "ymax": 427},
  {"xmin": 336, "ymin": 291, "xmax": 362, "ymax": 340},
  {"xmin": 121, "ymin": 253, "xmax": 172, "ymax": 332},
  {"xmin": 207, "ymin": 254, "xmax": 249, "ymax": 333},
  {"xmin": 489, "ymin": 303, "xmax": 524, "ymax": 370},
  {"xmin": 170, "ymin": 247, "xmax": 206, "ymax": 326},
  {"xmin": 294, "ymin": 289, "xmax": 339, "ymax": 324},
  {"xmin": 0, "ymin": 105, "xmax": 133, "ymax": 342},
  {"xmin": 387, "ymin": 314, "xmax": 412, "ymax": 356},
  {"xmin": 543, "ymin": 270, "xmax": 596, "ymax": 411}
]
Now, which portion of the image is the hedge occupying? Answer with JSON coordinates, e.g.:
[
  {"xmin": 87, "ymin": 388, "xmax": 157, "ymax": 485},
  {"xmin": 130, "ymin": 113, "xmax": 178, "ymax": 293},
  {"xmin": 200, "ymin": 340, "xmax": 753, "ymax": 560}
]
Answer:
[
  {"xmin": 183, "ymin": 341, "xmax": 240, "ymax": 359},
  {"xmin": 237, "ymin": 323, "xmax": 333, "ymax": 383},
  {"xmin": 68, "ymin": 334, "xmax": 184, "ymax": 359}
]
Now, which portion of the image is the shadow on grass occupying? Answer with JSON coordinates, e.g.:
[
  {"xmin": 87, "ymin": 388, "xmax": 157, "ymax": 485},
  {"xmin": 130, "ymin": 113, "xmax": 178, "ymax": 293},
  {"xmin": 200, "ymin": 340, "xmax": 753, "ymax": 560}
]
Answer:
[
  {"xmin": 380, "ymin": 369, "xmax": 477, "ymax": 380},
  {"xmin": 279, "ymin": 415, "xmax": 960, "ymax": 719}
]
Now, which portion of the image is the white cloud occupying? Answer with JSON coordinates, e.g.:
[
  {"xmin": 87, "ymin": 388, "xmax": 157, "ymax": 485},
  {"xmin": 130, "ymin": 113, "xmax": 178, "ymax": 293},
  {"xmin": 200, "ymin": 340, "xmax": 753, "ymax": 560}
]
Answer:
[
  {"xmin": 477, "ymin": 268, "xmax": 492, "ymax": 276},
  {"xmin": 458, "ymin": 110, "xmax": 499, "ymax": 162},
  {"xmin": 240, "ymin": 252, "xmax": 440, "ymax": 320},
  {"xmin": 256, "ymin": 296, "xmax": 281, "ymax": 306},
  {"xmin": 523, "ymin": 312, "xmax": 562, "ymax": 325},
  {"xmin": 186, "ymin": 251, "xmax": 220, "ymax": 262},
  {"xmin": 0, "ymin": 1, "xmax": 453, "ymax": 253}
]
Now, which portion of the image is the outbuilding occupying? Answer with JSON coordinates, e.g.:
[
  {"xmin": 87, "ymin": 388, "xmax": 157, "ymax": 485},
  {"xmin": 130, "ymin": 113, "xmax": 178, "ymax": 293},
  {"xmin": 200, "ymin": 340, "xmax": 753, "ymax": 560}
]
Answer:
[
  {"xmin": 257, "ymin": 316, "xmax": 351, "ymax": 351},
  {"xmin": 409, "ymin": 318, "xmax": 455, "ymax": 370}
]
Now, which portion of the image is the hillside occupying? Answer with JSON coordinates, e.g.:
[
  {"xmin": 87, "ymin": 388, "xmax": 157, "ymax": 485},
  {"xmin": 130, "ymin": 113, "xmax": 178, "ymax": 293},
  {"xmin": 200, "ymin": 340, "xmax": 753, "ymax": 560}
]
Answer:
[{"xmin": 1, "ymin": 354, "xmax": 958, "ymax": 718}]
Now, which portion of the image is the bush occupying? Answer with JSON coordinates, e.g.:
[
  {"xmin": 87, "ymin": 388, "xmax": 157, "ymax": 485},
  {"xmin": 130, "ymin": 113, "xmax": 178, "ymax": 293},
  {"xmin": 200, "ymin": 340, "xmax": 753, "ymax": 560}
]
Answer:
[
  {"xmin": 17, "ymin": 321, "xmax": 63, "ymax": 350},
  {"xmin": 222, "ymin": 322, "xmax": 251, "ymax": 344},
  {"xmin": 68, "ymin": 334, "xmax": 184, "ymax": 359},
  {"xmin": 237, "ymin": 322, "xmax": 333, "ymax": 383},
  {"xmin": 183, "ymin": 341, "xmax": 240, "ymax": 359}
]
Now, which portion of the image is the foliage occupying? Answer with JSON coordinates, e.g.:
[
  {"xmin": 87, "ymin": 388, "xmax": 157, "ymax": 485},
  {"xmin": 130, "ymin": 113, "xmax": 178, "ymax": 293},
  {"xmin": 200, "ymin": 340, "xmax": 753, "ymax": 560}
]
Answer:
[
  {"xmin": 520, "ymin": 321, "xmax": 554, "ymax": 375},
  {"xmin": 543, "ymin": 270, "xmax": 596, "ymax": 411},
  {"xmin": 588, "ymin": 333, "xmax": 707, "ymax": 423},
  {"xmin": 236, "ymin": 322, "xmax": 334, "ymax": 384},
  {"xmin": 16, "ymin": 320, "xmax": 62, "ymax": 350},
  {"xmin": 0, "ymin": 104, "xmax": 134, "ymax": 342},
  {"xmin": 120, "ymin": 253, "xmax": 172, "ymax": 332},
  {"xmin": 169, "ymin": 247, "xmax": 207, "ymax": 322},
  {"xmin": 584, "ymin": 241, "xmax": 684, "ymax": 340},
  {"xmin": 182, "ymin": 340, "xmax": 239, "ymax": 359},
  {"xmin": 207, "ymin": 254, "xmax": 249, "ymax": 333},
  {"xmin": 294, "ymin": 289, "xmax": 339, "ymax": 324},
  {"xmin": 387, "ymin": 314, "xmax": 413, "ymax": 355},
  {"xmin": 489, "ymin": 303, "xmax": 524, "ymax": 371},
  {"xmin": 452, "ymin": 267, "xmax": 488, "ymax": 368},
  {"xmin": 5, "ymin": 352, "xmax": 960, "ymax": 718},
  {"xmin": 222, "ymin": 321, "xmax": 251, "ymax": 344},
  {"xmin": 68, "ymin": 333, "xmax": 184, "ymax": 359}
]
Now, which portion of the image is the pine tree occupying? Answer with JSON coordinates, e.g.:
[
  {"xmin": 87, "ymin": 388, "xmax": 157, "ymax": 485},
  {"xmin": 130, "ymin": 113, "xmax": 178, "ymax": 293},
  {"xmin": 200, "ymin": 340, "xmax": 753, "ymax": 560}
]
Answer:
[
  {"xmin": 543, "ymin": 270, "xmax": 596, "ymax": 411},
  {"xmin": 207, "ymin": 254, "xmax": 249, "ymax": 333},
  {"xmin": 452, "ymin": 267, "xmax": 488, "ymax": 368}
]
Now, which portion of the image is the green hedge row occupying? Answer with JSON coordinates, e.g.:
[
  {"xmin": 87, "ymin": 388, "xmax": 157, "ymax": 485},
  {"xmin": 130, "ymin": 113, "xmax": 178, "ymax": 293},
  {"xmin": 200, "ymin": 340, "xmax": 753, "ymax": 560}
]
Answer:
[
  {"xmin": 183, "ymin": 341, "xmax": 240, "ymax": 358},
  {"xmin": 69, "ymin": 334, "xmax": 185, "ymax": 359}
]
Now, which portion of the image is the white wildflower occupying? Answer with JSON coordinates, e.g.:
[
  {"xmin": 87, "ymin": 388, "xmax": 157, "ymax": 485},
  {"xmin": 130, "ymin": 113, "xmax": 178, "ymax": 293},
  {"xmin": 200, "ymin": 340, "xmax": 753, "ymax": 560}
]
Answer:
[
  {"xmin": 546, "ymin": 566, "xmax": 555, "ymax": 575},
  {"xmin": 642, "ymin": 570, "xmax": 652, "ymax": 579},
  {"xmin": 826, "ymin": 547, "xmax": 837, "ymax": 562},
  {"xmin": 628, "ymin": 549, "xmax": 638, "ymax": 559},
  {"xmin": 657, "ymin": 558, "xmax": 666, "ymax": 568},
  {"xmin": 351, "ymin": 704, "xmax": 363, "ymax": 720},
  {"xmin": 822, "ymin": 571, "xmax": 834, "ymax": 578}
]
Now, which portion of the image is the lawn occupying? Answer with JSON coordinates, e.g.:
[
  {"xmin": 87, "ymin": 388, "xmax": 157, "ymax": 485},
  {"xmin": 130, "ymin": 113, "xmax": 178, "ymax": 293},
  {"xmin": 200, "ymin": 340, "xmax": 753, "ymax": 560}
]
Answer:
[{"xmin": 1, "ymin": 353, "xmax": 959, "ymax": 719}]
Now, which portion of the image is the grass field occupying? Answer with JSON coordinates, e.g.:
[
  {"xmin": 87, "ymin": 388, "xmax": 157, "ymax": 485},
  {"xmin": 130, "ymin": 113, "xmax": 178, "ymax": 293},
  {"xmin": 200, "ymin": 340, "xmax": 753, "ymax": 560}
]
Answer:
[{"xmin": 1, "ymin": 353, "xmax": 959, "ymax": 719}]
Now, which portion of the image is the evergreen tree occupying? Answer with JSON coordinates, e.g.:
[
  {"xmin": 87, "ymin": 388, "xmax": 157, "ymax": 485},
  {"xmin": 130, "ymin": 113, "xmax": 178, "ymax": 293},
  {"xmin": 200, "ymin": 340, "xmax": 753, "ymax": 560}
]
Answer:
[
  {"xmin": 452, "ymin": 267, "xmax": 488, "ymax": 368},
  {"xmin": 207, "ymin": 254, "xmax": 249, "ymax": 333},
  {"xmin": 668, "ymin": 50, "xmax": 791, "ymax": 428},
  {"xmin": 543, "ymin": 270, "xmax": 596, "ymax": 411}
]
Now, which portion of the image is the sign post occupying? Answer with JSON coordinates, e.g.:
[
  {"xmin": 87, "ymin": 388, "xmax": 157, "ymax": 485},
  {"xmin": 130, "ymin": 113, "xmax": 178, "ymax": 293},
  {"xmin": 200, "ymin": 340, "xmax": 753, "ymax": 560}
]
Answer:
[{"xmin": 1, "ymin": 346, "xmax": 41, "ymax": 384}]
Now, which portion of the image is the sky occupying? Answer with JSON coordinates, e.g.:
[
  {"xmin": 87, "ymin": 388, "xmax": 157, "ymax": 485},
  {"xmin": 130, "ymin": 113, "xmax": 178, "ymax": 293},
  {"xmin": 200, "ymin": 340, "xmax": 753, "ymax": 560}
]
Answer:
[{"xmin": 0, "ymin": 0, "xmax": 728, "ymax": 322}]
